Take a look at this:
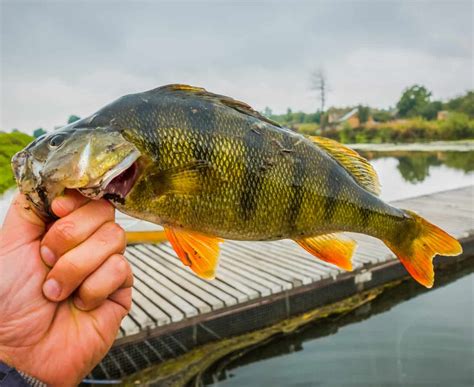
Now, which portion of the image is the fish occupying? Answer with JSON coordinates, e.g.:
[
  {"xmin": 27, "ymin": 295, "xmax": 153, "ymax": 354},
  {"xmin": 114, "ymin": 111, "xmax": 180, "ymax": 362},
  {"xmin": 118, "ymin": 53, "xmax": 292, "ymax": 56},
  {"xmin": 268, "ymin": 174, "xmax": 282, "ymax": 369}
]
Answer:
[{"xmin": 12, "ymin": 84, "xmax": 462, "ymax": 287}]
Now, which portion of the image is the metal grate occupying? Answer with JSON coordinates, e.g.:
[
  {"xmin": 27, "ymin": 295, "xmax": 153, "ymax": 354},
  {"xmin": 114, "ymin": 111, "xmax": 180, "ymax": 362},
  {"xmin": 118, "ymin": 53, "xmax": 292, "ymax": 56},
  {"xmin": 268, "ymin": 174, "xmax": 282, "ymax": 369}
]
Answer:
[{"xmin": 88, "ymin": 275, "xmax": 361, "ymax": 381}]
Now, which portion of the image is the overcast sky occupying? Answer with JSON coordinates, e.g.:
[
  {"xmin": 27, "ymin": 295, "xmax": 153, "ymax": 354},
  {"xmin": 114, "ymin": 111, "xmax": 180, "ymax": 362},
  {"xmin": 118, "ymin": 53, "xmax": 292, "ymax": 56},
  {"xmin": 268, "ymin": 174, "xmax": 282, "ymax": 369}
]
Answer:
[{"xmin": 1, "ymin": 0, "xmax": 472, "ymax": 133}]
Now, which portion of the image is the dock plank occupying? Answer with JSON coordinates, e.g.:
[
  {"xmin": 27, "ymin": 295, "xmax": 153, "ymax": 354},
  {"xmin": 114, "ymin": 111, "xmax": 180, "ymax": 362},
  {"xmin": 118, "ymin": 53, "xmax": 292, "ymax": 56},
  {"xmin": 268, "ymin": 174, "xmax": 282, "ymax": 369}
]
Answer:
[
  {"xmin": 127, "ymin": 248, "xmax": 215, "ymax": 314},
  {"xmin": 118, "ymin": 186, "xmax": 474, "ymax": 339}
]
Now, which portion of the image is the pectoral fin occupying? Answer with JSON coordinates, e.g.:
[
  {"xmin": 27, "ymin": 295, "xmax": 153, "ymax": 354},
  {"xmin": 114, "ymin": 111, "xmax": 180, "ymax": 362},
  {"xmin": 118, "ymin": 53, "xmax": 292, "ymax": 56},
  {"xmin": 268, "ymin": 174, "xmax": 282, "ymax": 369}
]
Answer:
[
  {"xmin": 164, "ymin": 227, "xmax": 223, "ymax": 279},
  {"xmin": 153, "ymin": 161, "xmax": 210, "ymax": 196},
  {"xmin": 294, "ymin": 233, "xmax": 356, "ymax": 271}
]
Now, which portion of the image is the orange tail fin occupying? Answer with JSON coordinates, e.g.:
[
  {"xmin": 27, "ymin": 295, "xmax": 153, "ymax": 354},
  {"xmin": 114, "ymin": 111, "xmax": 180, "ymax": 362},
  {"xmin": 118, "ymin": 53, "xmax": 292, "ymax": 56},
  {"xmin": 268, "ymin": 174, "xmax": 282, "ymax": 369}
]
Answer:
[{"xmin": 384, "ymin": 210, "xmax": 462, "ymax": 288}]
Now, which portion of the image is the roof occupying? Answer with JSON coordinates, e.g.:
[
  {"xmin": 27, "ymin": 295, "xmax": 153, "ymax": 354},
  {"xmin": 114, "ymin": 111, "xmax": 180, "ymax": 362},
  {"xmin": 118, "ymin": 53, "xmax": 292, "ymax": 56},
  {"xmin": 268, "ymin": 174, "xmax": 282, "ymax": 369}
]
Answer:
[{"xmin": 336, "ymin": 108, "xmax": 358, "ymax": 123}]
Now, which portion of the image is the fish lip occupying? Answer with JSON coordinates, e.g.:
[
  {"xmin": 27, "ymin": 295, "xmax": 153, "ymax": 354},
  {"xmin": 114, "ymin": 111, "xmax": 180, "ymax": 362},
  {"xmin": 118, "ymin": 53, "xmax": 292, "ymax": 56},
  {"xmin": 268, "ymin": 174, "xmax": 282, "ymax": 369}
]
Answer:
[{"xmin": 78, "ymin": 150, "xmax": 141, "ymax": 198}]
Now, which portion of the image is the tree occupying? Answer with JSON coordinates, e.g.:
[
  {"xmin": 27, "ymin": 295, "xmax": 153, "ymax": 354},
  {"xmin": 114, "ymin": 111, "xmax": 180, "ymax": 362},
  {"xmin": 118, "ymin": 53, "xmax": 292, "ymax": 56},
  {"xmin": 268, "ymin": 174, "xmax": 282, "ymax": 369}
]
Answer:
[
  {"xmin": 420, "ymin": 100, "xmax": 442, "ymax": 120},
  {"xmin": 33, "ymin": 128, "xmax": 47, "ymax": 138},
  {"xmin": 67, "ymin": 115, "xmax": 81, "ymax": 124},
  {"xmin": 285, "ymin": 108, "xmax": 293, "ymax": 123},
  {"xmin": 373, "ymin": 110, "xmax": 392, "ymax": 123},
  {"xmin": 311, "ymin": 68, "xmax": 328, "ymax": 130},
  {"xmin": 357, "ymin": 105, "xmax": 370, "ymax": 124},
  {"xmin": 263, "ymin": 107, "xmax": 273, "ymax": 118},
  {"xmin": 444, "ymin": 91, "xmax": 474, "ymax": 118},
  {"xmin": 396, "ymin": 85, "xmax": 432, "ymax": 118}
]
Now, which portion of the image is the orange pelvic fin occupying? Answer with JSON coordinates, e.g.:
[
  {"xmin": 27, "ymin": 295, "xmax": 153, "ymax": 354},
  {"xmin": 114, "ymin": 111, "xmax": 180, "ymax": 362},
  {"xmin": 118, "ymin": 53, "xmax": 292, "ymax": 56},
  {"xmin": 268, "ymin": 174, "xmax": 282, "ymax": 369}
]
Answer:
[
  {"xmin": 385, "ymin": 210, "xmax": 462, "ymax": 288},
  {"xmin": 164, "ymin": 227, "xmax": 223, "ymax": 280},
  {"xmin": 294, "ymin": 233, "xmax": 356, "ymax": 271}
]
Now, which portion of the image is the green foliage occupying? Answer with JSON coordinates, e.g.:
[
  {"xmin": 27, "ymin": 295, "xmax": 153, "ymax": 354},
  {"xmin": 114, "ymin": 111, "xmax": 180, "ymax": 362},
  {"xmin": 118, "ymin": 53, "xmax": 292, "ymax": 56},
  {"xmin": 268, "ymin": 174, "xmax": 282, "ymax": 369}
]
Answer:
[
  {"xmin": 33, "ymin": 128, "xmax": 47, "ymax": 138},
  {"xmin": 420, "ymin": 100, "xmax": 443, "ymax": 120},
  {"xmin": 438, "ymin": 112, "xmax": 474, "ymax": 140},
  {"xmin": 262, "ymin": 107, "xmax": 273, "ymax": 117},
  {"xmin": 362, "ymin": 150, "xmax": 474, "ymax": 183},
  {"xmin": 442, "ymin": 151, "xmax": 474, "ymax": 172},
  {"xmin": 297, "ymin": 123, "xmax": 319, "ymax": 136},
  {"xmin": 0, "ymin": 131, "xmax": 34, "ymax": 193},
  {"xmin": 372, "ymin": 110, "xmax": 392, "ymax": 123},
  {"xmin": 396, "ymin": 85, "xmax": 432, "ymax": 118},
  {"xmin": 357, "ymin": 105, "xmax": 370, "ymax": 124},
  {"xmin": 303, "ymin": 111, "xmax": 321, "ymax": 124},
  {"xmin": 397, "ymin": 154, "xmax": 441, "ymax": 183},
  {"xmin": 444, "ymin": 91, "xmax": 474, "ymax": 118},
  {"xmin": 67, "ymin": 115, "xmax": 81, "ymax": 124}
]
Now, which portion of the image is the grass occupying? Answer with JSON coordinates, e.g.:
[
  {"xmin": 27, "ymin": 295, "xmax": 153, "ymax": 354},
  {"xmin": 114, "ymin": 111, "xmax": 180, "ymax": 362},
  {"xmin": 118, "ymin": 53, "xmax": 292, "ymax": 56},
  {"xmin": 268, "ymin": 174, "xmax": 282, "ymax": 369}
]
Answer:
[{"xmin": 0, "ymin": 131, "xmax": 34, "ymax": 194}]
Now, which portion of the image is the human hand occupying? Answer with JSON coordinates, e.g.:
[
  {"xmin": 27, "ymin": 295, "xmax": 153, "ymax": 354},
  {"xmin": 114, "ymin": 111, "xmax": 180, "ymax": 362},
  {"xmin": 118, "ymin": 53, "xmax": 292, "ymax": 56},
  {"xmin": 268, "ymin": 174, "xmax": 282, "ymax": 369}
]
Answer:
[{"xmin": 0, "ymin": 190, "xmax": 133, "ymax": 386}]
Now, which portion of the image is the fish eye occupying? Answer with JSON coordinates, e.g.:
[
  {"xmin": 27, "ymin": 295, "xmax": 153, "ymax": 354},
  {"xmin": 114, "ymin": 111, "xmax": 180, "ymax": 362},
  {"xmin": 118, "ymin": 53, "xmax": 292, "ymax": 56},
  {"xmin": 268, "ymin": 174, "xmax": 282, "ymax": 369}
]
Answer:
[{"xmin": 48, "ymin": 134, "xmax": 66, "ymax": 148}]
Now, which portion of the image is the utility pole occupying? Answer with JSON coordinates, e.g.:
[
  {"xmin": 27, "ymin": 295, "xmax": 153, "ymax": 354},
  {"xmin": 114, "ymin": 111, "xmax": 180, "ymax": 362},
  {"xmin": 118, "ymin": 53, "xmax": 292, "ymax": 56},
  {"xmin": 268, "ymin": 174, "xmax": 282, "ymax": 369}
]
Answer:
[{"xmin": 311, "ymin": 68, "xmax": 328, "ymax": 130}]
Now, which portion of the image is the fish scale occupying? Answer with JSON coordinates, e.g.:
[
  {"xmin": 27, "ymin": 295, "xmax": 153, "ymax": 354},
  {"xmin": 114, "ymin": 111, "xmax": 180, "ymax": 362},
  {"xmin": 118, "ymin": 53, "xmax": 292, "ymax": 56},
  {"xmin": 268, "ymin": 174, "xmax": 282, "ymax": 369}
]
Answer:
[{"xmin": 12, "ymin": 84, "xmax": 462, "ymax": 287}]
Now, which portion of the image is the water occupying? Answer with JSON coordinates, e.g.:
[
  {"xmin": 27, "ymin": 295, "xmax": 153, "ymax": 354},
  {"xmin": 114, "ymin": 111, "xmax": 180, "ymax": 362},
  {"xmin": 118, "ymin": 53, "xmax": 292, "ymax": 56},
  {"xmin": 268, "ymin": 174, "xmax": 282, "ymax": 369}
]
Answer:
[
  {"xmin": 207, "ymin": 266, "xmax": 473, "ymax": 386},
  {"xmin": 1, "ymin": 150, "xmax": 473, "ymax": 386},
  {"xmin": 201, "ymin": 150, "xmax": 474, "ymax": 387}
]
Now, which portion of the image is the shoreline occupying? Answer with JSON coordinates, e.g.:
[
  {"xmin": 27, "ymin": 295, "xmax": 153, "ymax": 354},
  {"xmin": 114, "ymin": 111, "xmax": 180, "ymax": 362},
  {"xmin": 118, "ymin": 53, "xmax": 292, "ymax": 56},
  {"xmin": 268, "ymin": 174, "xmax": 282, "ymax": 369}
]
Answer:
[{"xmin": 347, "ymin": 140, "xmax": 474, "ymax": 152}]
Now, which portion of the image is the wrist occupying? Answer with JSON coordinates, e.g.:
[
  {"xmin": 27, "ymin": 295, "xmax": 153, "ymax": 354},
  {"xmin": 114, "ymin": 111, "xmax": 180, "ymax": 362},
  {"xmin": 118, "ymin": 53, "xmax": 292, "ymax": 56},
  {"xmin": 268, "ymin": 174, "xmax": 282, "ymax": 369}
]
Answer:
[{"xmin": 0, "ymin": 361, "xmax": 47, "ymax": 387}]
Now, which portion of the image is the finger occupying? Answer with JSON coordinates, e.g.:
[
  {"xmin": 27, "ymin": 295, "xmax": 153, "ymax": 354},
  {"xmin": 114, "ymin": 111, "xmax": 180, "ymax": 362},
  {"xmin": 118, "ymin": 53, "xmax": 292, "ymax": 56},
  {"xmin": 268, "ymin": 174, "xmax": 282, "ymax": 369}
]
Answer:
[
  {"xmin": 74, "ymin": 254, "xmax": 133, "ymax": 311},
  {"xmin": 42, "ymin": 221, "xmax": 126, "ymax": 301},
  {"xmin": 108, "ymin": 287, "xmax": 133, "ymax": 314},
  {"xmin": 88, "ymin": 287, "xmax": 132, "ymax": 338},
  {"xmin": 0, "ymin": 193, "xmax": 45, "ymax": 251},
  {"xmin": 40, "ymin": 199, "xmax": 114, "ymax": 266},
  {"xmin": 51, "ymin": 189, "xmax": 90, "ymax": 218}
]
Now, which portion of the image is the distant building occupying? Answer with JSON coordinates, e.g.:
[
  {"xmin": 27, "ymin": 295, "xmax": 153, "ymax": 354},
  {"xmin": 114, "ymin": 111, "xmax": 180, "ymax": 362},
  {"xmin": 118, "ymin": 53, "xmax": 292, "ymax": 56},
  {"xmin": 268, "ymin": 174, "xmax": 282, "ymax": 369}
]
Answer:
[
  {"xmin": 437, "ymin": 110, "xmax": 449, "ymax": 120},
  {"xmin": 336, "ymin": 108, "xmax": 360, "ymax": 127}
]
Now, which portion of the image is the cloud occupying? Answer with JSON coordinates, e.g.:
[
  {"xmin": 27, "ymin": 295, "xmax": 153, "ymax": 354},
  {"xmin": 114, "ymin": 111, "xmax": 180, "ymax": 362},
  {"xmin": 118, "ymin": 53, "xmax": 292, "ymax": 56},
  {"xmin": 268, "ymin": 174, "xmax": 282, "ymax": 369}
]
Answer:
[{"xmin": 1, "ymin": 0, "xmax": 472, "ymax": 133}]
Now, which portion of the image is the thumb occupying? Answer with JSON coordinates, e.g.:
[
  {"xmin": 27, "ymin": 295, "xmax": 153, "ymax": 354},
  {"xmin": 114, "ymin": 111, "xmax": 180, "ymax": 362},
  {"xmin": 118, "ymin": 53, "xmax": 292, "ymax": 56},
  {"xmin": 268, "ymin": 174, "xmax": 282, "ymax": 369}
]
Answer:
[{"xmin": 0, "ymin": 192, "xmax": 46, "ymax": 251}]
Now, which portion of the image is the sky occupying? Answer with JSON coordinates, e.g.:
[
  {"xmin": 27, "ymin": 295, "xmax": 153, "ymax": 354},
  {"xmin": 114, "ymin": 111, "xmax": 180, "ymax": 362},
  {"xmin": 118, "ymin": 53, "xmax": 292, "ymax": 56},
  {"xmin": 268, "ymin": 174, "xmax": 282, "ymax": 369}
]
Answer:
[{"xmin": 1, "ymin": 0, "xmax": 472, "ymax": 134}]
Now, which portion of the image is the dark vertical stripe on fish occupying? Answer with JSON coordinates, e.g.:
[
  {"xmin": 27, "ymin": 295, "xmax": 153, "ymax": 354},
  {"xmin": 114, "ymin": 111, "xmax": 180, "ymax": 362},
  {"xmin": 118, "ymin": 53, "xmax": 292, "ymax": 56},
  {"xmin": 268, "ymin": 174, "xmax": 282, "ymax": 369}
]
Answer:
[
  {"xmin": 288, "ymin": 156, "xmax": 305, "ymax": 232},
  {"xmin": 134, "ymin": 101, "xmax": 162, "ymax": 160},
  {"xmin": 360, "ymin": 206, "xmax": 371, "ymax": 229},
  {"xmin": 240, "ymin": 127, "xmax": 265, "ymax": 221},
  {"xmin": 323, "ymin": 163, "xmax": 342, "ymax": 222},
  {"xmin": 186, "ymin": 100, "xmax": 215, "ymax": 165},
  {"xmin": 282, "ymin": 135, "xmax": 305, "ymax": 232}
]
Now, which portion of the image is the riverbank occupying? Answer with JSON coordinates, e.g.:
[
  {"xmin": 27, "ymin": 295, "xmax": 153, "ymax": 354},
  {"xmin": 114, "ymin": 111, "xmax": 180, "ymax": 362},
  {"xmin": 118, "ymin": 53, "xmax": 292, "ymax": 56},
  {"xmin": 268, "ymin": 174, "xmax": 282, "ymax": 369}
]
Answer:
[{"xmin": 347, "ymin": 140, "xmax": 474, "ymax": 152}]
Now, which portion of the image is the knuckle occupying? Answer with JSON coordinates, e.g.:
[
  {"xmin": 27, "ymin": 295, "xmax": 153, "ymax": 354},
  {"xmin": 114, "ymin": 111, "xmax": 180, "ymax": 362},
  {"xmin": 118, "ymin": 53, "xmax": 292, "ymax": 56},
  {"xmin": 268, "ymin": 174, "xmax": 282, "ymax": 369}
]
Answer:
[
  {"xmin": 99, "ymin": 222, "xmax": 126, "ymax": 249},
  {"xmin": 97, "ymin": 200, "xmax": 114, "ymax": 218},
  {"xmin": 63, "ymin": 255, "xmax": 85, "ymax": 277},
  {"xmin": 112, "ymin": 254, "xmax": 129, "ymax": 273},
  {"xmin": 79, "ymin": 281, "xmax": 96, "ymax": 302},
  {"xmin": 54, "ymin": 220, "xmax": 76, "ymax": 242}
]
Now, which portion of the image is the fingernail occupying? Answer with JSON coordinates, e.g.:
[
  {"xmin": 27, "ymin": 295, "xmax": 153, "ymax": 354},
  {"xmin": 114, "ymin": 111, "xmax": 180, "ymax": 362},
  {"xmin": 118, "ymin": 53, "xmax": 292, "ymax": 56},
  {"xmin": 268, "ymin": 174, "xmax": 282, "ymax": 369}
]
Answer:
[
  {"xmin": 43, "ymin": 279, "xmax": 61, "ymax": 299},
  {"xmin": 40, "ymin": 246, "xmax": 56, "ymax": 266},
  {"xmin": 74, "ymin": 297, "xmax": 85, "ymax": 310}
]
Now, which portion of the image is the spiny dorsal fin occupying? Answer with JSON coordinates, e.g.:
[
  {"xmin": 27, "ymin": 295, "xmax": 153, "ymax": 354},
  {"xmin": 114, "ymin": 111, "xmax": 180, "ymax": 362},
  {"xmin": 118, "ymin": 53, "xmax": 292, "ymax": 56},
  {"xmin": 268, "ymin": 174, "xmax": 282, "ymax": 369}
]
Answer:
[
  {"xmin": 310, "ymin": 136, "xmax": 381, "ymax": 196},
  {"xmin": 157, "ymin": 84, "xmax": 282, "ymax": 128}
]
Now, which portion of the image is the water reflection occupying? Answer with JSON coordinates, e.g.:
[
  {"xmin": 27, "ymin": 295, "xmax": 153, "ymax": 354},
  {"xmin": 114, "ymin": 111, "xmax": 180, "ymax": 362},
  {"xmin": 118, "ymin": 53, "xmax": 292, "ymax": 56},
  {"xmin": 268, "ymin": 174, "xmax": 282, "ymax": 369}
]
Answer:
[
  {"xmin": 204, "ymin": 258, "xmax": 474, "ymax": 386},
  {"xmin": 360, "ymin": 150, "xmax": 474, "ymax": 184}
]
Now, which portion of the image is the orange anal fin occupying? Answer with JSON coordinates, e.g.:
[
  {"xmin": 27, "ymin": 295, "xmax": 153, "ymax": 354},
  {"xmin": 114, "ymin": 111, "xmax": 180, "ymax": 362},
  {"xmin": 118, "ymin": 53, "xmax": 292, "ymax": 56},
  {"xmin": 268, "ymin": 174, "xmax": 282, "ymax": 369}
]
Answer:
[
  {"xmin": 164, "ymin": 227, "xmax": 223, "ymax": 280},
  {"xmin": 294, "ymin": 233, "xmax": 356, "ymax": 271}
]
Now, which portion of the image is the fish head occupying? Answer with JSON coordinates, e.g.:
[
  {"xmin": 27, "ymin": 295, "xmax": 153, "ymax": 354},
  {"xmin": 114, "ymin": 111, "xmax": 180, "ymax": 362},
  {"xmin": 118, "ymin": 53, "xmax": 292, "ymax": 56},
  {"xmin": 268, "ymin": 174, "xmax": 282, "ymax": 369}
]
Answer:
[{"xmin": 12, "ymin": 124, "xmax": 141, "ymax": 218}]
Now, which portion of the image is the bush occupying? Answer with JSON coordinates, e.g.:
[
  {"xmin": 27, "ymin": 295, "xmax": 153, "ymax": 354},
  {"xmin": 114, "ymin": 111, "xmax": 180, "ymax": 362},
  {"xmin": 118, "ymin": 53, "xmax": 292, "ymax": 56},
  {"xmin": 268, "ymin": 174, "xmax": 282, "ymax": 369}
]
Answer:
[{"xmin": 0, "ymin": 131, "xmax": 34, "ymax": 193}]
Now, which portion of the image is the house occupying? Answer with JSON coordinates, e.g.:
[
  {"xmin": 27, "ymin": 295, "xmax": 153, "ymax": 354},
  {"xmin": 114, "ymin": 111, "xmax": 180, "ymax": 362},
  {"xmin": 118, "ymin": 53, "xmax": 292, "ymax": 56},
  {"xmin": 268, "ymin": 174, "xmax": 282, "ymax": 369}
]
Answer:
[
  {"xmin": 336, "ymin": 108, "xmax": 360, "ymax": 127},
  {"xmin": 437, "ymin": 110, "xmax": 450, "ymax": 120}
]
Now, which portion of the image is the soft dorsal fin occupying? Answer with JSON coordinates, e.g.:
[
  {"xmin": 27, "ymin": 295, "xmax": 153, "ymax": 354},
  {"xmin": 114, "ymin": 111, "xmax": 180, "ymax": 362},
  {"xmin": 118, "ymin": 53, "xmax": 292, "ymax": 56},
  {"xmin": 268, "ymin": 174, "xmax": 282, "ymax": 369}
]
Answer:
[
  {"xmin": 157, "ymin": 84, "xmax": 282, "ymax": 128},
  {"xmin": 310, "ymin": 136, "xmax": 381, "ymax": 196}
]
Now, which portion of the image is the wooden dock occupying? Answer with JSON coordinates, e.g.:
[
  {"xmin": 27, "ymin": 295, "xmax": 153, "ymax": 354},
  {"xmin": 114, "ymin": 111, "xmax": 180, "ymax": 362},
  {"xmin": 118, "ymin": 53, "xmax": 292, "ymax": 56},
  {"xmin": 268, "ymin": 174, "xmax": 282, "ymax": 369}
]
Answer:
[{"xmin": 91, "ymin": 186, "xmax": 474, "ymax": 380}]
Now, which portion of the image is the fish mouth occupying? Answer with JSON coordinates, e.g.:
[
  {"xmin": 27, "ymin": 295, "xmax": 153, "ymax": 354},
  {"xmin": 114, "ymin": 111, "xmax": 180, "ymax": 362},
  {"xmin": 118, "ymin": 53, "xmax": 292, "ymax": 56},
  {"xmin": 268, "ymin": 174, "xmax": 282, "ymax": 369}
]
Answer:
[{"xmin": 78, "ymin": 150, "xmax": 140, "ymax": 201}]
